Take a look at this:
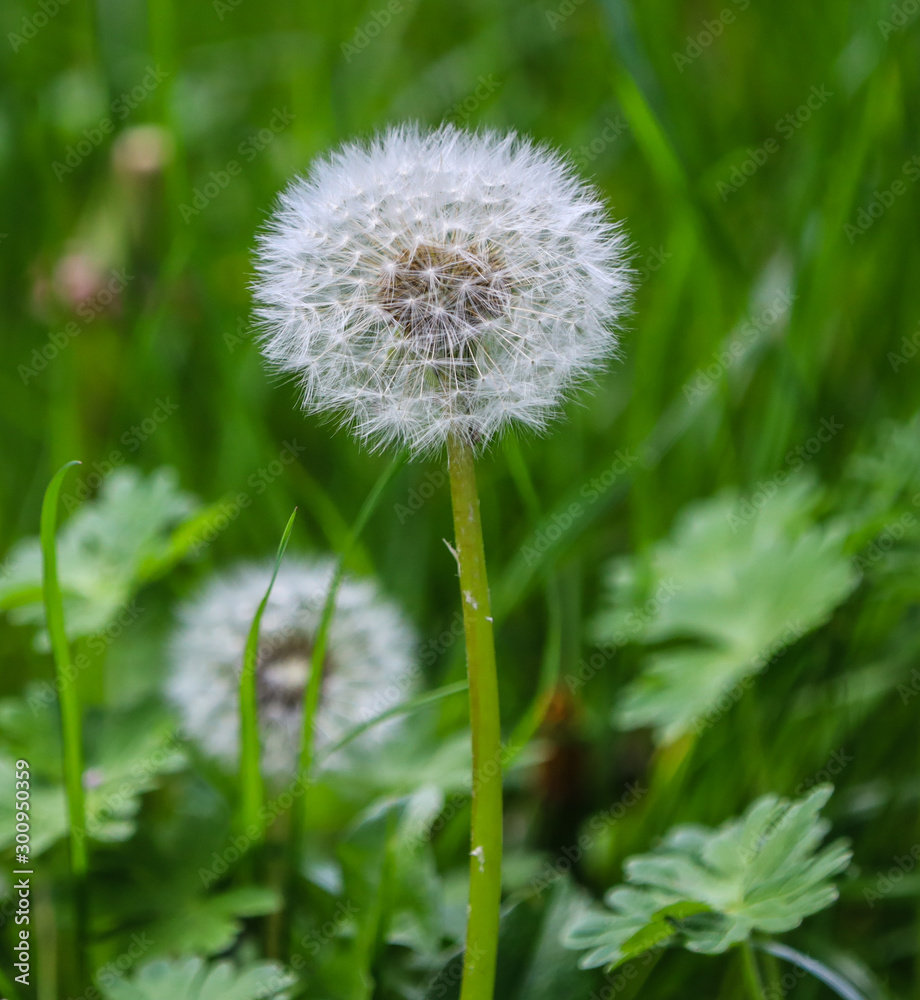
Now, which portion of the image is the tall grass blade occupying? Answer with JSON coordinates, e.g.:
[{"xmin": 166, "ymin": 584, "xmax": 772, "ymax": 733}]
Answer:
[{"xmin": 239, "ymin": 508, "xmax": 298, "ymax": 837}]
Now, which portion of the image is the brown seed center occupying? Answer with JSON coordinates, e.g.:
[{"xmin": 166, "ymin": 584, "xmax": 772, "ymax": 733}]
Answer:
[
  {"xmin": 379, "ymin": 242, "xmax": 509, "ymax": 349},
  {"xmin": 256, "ymin": 635, "xmax": 316, "ymax": 711}
]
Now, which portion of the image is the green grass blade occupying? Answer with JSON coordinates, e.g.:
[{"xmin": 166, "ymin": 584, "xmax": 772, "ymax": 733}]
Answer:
[
  {"xmin": 296, "ymin": 454, "xmax": 405, "ymax": 788},
  {"xmin": 502, "ymin": 437, "xmax": 565, "ymax": 763},
  {"xmin": 317, "ymin": 680, "xmax": 469, "ymax": 763},
  {"xmin": 40, "ymin": 460, "xmax": 86, "ymax": 877},
  {"xmin": 284, "ymin": 455, "xmax": 403, "ymax": 949},
  {"xmin": 239, "ymin": 508, "xmax": 298, "ymax": 837}
]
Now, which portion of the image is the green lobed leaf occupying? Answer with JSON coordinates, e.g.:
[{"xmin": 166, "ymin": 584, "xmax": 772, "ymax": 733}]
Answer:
[
  {"xmin": 100, "ymin": 955, "xmax": 294, "ymax": 1000},
  {"xmin": 597, "ymin": 476, "xmax": 859, "ymax": 743},
  {"xmin": 563, "ymin": 786, "xmax": 851, "ymax": 968},
  {"xmin": 143, "ymin": 888, "xmax": 283, "ymax": 959}
]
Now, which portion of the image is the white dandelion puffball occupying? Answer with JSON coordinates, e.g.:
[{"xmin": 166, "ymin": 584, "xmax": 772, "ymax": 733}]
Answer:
[
  {"xmin": 253, "ymin": 124, "xmax": 633, "ymax": 455},
  {"xmin": 168, "ymin": 558, "xmax": 417, "ymax": 779}
]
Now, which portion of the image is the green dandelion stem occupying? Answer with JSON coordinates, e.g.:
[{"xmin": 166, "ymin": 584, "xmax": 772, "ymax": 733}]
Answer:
[{"xmin": 448, "ymin": 432, "xmax": 503, "ymax": 1000}]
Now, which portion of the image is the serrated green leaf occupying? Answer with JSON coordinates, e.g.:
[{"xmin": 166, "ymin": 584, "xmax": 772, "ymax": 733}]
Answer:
[
  {"xmin": 144, "ymin": 887, "xmax": 282, "ymax": 958},
  {"xmin": 101, "ymin": 956, "xmax": 294, "ymax": 1000},
  {"xmin": 840, "ymin": 412, "xmax": 920, "ymax": 536},
  {"xmin": 563, "ymin": 786, "xmax": 851, "ymax": 967},
  {"xmin": 0, "ymin": 703, "xmax": 184, "ymax": 854},
  {"xmin": 597, "ymin": 477, "xmax": 858, "ymax": 743}
]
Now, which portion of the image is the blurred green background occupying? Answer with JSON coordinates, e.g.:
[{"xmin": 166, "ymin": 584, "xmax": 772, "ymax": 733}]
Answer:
[{"xmin": 2, "ymin": 0, "xmax": 920, "ymax": 997}]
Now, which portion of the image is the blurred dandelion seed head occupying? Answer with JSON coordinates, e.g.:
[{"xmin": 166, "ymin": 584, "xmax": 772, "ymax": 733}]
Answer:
[
  {"xmin": 256, "ymin": 635, "xmax": 317, "ymax": 711},
  {"xmin": 253, "ymin": 123, "xmax": 633, "ymax": 455},
  {"xmin": 168, "ymin": 558, "xmax": 417, "ymax": 778}
]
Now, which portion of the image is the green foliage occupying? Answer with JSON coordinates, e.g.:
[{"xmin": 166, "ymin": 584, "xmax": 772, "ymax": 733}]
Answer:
[
  {"xmin": 144, "ymin": 887, "xmax": 283, "ymax": 958},
  {"xmin": 597, "ymin": 477, "xmax": 859, "ymax": 743},
  {"xmin": 564, "ymin": 786, "xmax": 851, "ymax": 969},
  {"xmin": 302, "ymin": 790, "xmax": 450, "ymax": 998},
  {"xmin": 100, "ymin": 956, "xmax": 294, "ymax": 1000},
  {"xmin": 0, "ymin": 700, "xmax": 183, "ymax": 853},
  {"xmin": 426, "ymin": 881, "xmax": 601, "ymax": 1000},
  {"xmin": 2, "ymin": 0, "xmax": 919, "ymax": 996},
  {"xmin": 0, "ymin": 468, "xmax": 199, "ymax": 644},
  {"xmin": 842, "ymin": 412, "xmax": 920, "ymax": 532}
]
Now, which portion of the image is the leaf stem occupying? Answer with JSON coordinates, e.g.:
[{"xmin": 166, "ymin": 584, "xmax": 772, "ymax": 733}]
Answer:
[
  {"xmin": 448, "ymin": 433, "xmax": 503, "ymax": 1000},
  {"xmin": 741, "ymin": 940, "xmax": 767, "ymax": 1000}
]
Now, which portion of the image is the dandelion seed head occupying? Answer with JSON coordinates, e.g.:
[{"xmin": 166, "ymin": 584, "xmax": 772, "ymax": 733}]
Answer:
[
  {"xmin": 253, "ymin": 124, "xmax": 633, "ymax": 455},
  {"xmin": 168, "ymin": 558, "xmax": 417, "ymax": 779}
]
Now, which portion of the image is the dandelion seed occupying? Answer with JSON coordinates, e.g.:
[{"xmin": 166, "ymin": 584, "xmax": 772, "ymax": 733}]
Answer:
[
  {"xmin": 253, "ymin": 123, "xmax": 633, "ymax": 455},
  {"xmin": 168, "ymin": 558, "xmax": 416, "ymax": 778}
]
